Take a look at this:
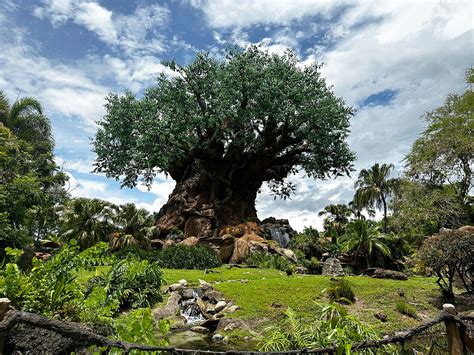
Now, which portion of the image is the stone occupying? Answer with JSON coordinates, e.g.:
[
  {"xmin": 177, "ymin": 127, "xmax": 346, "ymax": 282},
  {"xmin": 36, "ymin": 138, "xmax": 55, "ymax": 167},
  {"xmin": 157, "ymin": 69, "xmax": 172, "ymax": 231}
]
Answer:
[
  {"xmin": 374, "ymin": 312, "xmax": 388, "ymax": 322},
  {"xmin": 261, "ymin": 217, "xmax": 297, "ymax": 248},
  {"xmin": 180, "ymin": 288, "xmax": 195, "ymax": 300},
  {"xmin": 322, "ymin": 257, "xmax": 345, "ymax": 276},
  {"xmin": 229, "ymin": 233, "xmax": 267, "ymax": 264},
  {"xmin": 223, "ymin": 305, "xmax": 240, "ymax": 313},
  {"xmin": 150, "ymin": 239, "xmax": 165, "ymax": 249},
  {"xmin": 163, "ymin": 239, "xmax": 176, "ymax": 249},
  {"xmin": 178, "ymin": 279, "xmax": 188, "ymax": 286},
  {"xmin": 363, "ymin": 268, "xmax": 408, "ymax": 281},
  {"xmin": 191, "ymin": 325, "xmax": 209, "ymax": 333},
  {"xmin": 179, "ymin": 236, "xmax": 199, "ymax": 247},
  {"xmin": 279, "ymin": 248, "xmax": 297, "ymax": 263},
  {"xmin": 168, "ymin": 283, "xmax": 184, "ymax": 292},
  {"xmin": 218, "ymin": 234, "xmax": 235, "ymax": 263},
  {"xmin": 295, "ymin": 266, "xmax": 309, "ymax": 274},
  {"xmin": 0, "ymin": 298, "xmax": 11, "ymax": 319},
  {"xmin": 214, "ymin": 301, "xmax": 226, "ymax": 313},
  {"xmin": 152, "ymin": 292, "xmax": 181, "ymax": 319},
  {"xmin": 456, "ymin": 225, "xmax": 474, "ymax": 236},
  {"xmin": 199, "ymin": 279, "xmax": 211, "ymax": 290},
  {"xmin": 212, "ymin": 333, "xmax": 224, "ymax": 342}
]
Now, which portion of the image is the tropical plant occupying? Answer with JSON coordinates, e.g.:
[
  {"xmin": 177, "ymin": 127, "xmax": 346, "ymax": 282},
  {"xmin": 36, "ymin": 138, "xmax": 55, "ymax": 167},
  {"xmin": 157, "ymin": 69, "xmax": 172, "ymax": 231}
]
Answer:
[
  {"xmin": 93, "ymin": 257, "xmax": 163, "ymax": 310},
  {"xmin": 0, "ymin": 90, "xmax": 53, "ymax": 149},
  {"xmin": 340, "ymin": 220, "xmax": 392, "ymax": 269},
  {"xmin": 109, "ymin": 203, "xmax": 157, "ymax": 250},
  {"xmin": 94, "ymin": 46, "xmax": 354, "ymax": 241},
  {"xmin": 157, "ymin": 244, "xmax": 221, "ymax": 270},
  {"xmin": 246, "ymin": 251, "xmax": 291, "ymax": 271},
  {"xmin": 61, "ymin": 198, "xmax": 116, "ymax": 249},
  {"xmin": 259, "ymin": 303, "xmax": 380, "ymax": 352},
  {"xmin": 354, "ymin": 163, "xmax": 396, "ymax": 232},
  {"xmin": 324, "ymin": 278, "xmax": 356, "ymax": 304},
  {"xmin": 318, "ymin": 204, "xmax": 352, "ymax": 244},
  {"xmin": 290, "ymin": 226, "xmax": 328, "ymax": 259}
]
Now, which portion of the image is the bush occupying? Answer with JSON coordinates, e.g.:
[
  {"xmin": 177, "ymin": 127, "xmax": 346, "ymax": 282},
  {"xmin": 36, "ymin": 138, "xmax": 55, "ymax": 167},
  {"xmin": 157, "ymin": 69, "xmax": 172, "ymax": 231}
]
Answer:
[
  {"xmin": 418, "ymin": 228, "xmax": 474, "ymax": 298},
  {"xmin": 246, "ymin": 252, "xmax": 290, "ymax": 271},
  {"xmin": 157, "ymin": 245, "xmax": 221, "ymax": 269},
  {"xmin": 259, "ymin": 303, "xmax": 381, "ymax": 352},
  {"xmin": 96, "ymin": 257, "xmax": 163, "ymax": 309},
  {"xmin": 290, "ymin": 227, "xmax": 328, "ymax": 259},
  {"xmin": 325, "ymin": 278, "xmax": 356, "ymax": 304},
  {"xmin": 395, "ymin": 300, "xmax": 418, "ymax": 319}
]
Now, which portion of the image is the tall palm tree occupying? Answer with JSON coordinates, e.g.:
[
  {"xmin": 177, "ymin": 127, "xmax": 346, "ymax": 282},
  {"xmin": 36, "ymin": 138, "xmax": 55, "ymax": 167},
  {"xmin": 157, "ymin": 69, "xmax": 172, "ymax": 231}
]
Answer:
[
  {"xmin": 340, "ymin": 220, "xmax": 391, "ymax": 268},
  {"xmin": 318, "ymin": 204, "xmax": 352, "ymax": 244},
  {"xmin": 349, "ymin": 193, "xmax": 375, "ymax": 221},
  {"xmin": 110, "ymin": 203, "xmax": 157, "ymax": 249},
  {"xmin": 0, "ymin": 90, "xmax": 53, "ymax": 148},
  {"xmin": 61, "ymin": 198, "xmax": 116, "ymax": 249},
  {"xmin": 354, "ymin": 163, "xmax": 395, "ymax": 232}
]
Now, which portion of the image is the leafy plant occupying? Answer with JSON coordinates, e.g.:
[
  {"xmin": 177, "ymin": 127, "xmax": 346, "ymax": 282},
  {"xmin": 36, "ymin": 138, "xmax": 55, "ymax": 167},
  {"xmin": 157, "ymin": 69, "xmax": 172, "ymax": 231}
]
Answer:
[
  {"xmin": 157, "ymin": 244, "xmax": 221, "ymax": 270},
  {"xmin": 290, "ymin": 227, "xmax": 328, "ymax": 259},
  {"xmin": 246, "ymin": 251, "xmax": 290, "ymax": 271},
  {"xmin": 324, "ymin": 278, "xmax": 356, "ymax": 304},
  {"xmin": 395, "ymin": 301, "xmax": 418, "ymax": 319}
]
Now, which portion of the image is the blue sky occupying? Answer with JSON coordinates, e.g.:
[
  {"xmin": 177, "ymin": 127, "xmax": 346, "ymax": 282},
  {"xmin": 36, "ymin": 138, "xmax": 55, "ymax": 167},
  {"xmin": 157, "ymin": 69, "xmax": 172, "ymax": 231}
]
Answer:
[{"xmin": 1, "ymin": 0, "xmax": 472, "ymax": 230}]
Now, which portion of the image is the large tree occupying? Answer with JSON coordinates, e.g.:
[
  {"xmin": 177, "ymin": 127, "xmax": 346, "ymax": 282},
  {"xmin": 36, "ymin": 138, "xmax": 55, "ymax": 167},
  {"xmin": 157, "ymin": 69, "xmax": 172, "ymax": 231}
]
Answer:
[
  {"xmin": 318, "ymin": 204, "xmax": 352, "ymax": 244},
  {"xmin": 94, "ymin": 47, "xmax": 354, "ymax": 239}
]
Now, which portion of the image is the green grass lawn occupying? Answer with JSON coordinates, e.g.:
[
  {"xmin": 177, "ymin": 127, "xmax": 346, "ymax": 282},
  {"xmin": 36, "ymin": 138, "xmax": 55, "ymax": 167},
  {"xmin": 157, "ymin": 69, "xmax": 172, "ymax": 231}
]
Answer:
[{"xmin": 77, "ymin": 265, "xmax": 441, "ymax": 335}]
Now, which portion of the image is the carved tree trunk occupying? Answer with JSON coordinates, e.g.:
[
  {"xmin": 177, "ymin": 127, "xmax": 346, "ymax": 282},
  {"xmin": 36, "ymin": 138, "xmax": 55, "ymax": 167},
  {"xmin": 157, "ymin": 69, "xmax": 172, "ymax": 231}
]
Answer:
[{"xmin": 155, "ymin": 168, "xmax": 261, "ymax": 239}]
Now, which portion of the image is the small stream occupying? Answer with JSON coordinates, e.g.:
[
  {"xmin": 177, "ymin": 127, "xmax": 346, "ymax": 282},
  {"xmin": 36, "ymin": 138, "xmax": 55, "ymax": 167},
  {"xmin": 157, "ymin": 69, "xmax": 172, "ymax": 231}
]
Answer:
[{"xmin": 180, "ymin": 290, "xmax": 206, "ymax": 325}]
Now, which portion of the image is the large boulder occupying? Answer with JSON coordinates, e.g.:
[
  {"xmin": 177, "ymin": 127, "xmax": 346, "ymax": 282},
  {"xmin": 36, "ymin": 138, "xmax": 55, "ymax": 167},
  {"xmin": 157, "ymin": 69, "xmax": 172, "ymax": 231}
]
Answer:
[
  {"xmin": 322, "ymin": 257, "xmax": 345, "ymax": 276},
  {"xmin": 179, "ymin": 236, "xmax": 199, "ymax": 247},
  {"xmin": 363, "ymin": 267, "xmax": 408, "ymax": 281},
  {"xmin": 261, "ymin": 217, "xmax": 297, "ymax": 248},
  {"xmin": 229, "ymin": 233, "xmax": 267, "ymax": 264},
  {"xmin": 218, "ymin": 234, "xmax": 235, "ymax": 263}
]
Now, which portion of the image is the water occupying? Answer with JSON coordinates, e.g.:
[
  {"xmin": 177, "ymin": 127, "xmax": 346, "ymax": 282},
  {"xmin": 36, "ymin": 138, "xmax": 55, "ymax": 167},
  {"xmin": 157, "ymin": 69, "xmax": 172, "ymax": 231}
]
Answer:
[
  {"xmin": 180, "ymin": 290, "xmax": 205, "ymax": 325},
  {"xmin": 268, "ymin": 227, "xmax": 291, "ymax": 247}
]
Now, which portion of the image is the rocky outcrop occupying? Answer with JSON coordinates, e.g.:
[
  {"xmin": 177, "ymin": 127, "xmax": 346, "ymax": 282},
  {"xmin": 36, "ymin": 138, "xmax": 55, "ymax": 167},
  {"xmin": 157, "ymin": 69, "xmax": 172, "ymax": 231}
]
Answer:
[
  {"xmin": 322, "ymin": 257, "xmax": 345, "ymax": 276},
  {"xmin": 261, "ymin": 217, "xmax": 297, "ymax": 248},
  {"xmin": 363, "ymin": 267, "xmax": 408, "ymax": 280}
]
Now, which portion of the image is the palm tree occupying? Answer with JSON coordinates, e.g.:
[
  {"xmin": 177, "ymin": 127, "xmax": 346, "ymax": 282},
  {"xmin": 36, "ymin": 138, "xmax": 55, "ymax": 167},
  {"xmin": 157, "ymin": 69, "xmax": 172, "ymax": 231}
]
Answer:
[
  {"xmin": 110, "ymin": 203, "xmax": 157, "ymax": 249},
  {"xmin": 318, "ymin": 204, "xmax": 352, "ymax": 244},
  {"xmin": 349, "ymin": 194, "xmax": 375, "ymax": 221},
  {"xmin": 354, "ymin": 163, "xmax": 395, "ymax": 232},
  {"xmin": 0, "ymin": 90, "xmax": 53, "ymax": 148},
  {"xmin": 61, "ymin": 198, "xmax": 116, "ymax": 249},
  {"xmin": 340, "ymin": 220, "xmax": 391, "ymax": 268}
]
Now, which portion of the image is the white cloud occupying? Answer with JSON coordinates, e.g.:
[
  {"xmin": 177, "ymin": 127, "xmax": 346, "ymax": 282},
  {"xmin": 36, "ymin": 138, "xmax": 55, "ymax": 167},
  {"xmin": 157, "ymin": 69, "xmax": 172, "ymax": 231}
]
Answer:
[
  {"xmin": 135, "ymin": 176, "xmax": 176, "ymax": 213},
  {"xmin": 34, "ymin": 1, "xmax": 170, "ymax": 56},
  {"xmin": 192, "ymin": 0, "xmax": 337, "ymax": 28}
]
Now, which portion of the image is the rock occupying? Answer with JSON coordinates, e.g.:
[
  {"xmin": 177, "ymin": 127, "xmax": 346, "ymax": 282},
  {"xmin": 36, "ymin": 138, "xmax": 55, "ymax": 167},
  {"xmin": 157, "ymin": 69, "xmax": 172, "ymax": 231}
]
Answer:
[
  {"xmin": 456, "ymin": 225, "xmax": 474, "ymax": 236},
  {"xmin": 204, "ymin": 288, "xmax": 223, "ymax": 302},
  {"xmin": 218, "ymin": 234, "xmax": 235, "ymax": 263},
  {"xmin": 295, "ymin": 266, "xmax": 309, "ymax": 274},
  {"xmin": 180, "ymin": 288, "xmax": 195, "ymax": 300},
  {"xmin": 152, "ymin": 292, "xmax": 181, "ymax": 319},
  {"xmin": 229, "ymin": 233, "xmax": 267, "ymax": 264},
  {"xmin": 223, "ymin": 323, "xmax": 237, "ymax": 331},
  {"xmin": 196, "ymin": 298, "xmax": 207, "ymax": 314},
  {"xmin": 322, "ymin": 257, "xmax": 345, "ymax": 276},
  {"xmin": 163, "ymin": 239, "xmax": 176, "ymax": 249},
  {"xmin": 214, "ymin": 301, "xmax": 226, "ymax": 313},
  {"xmin": 34, "ymin": 252, "xmax": 51, "ymax": 261},
  {"xmin": 363, "ymin": 268, "xmax": 408, "ymax": 281},
  {"xmin": 18, "ymin": 247, "xmax": 35, "ymax": 272},
  {"xmin": 374, "ymin": 312, "xmax": 388, "ymax": 322},
  {"xmin": 212, "ymin": 333, "xmax": 224, "ymax": 342},
  {"xmin": 223, "ymin": 305, "xmax": 240, "ymax": 313},
  {"xmin": 179, "ymin": 236, "xmax": 199, "ymax": 247},
  {"xmin": 191, "ymin": 325, "xmax": 209, "ymax": 333},
  {"xmin": 261, "ymin": 217, "xmax": 297, "ymax": 247},
  {"xmin": 279, "ymin": 248, "xmax": 297, "ymax": 263},
  {"xmin": 168, "ymin": 283, "xmax": 184, "ymax": 292},
  {"xmin": 199, "ymin": 279, "xmax": 211, "ymax": 290},
  {"xmin": 40, "ymin": 240, "xmax": 61, "ymax": 249},
  {"xmin": 178, "ymin": 279, "xmax": 188, "ymax": 286},
  {"xmin": 150, "ymin": 239, "xmax": 165, "ymax": 249}
]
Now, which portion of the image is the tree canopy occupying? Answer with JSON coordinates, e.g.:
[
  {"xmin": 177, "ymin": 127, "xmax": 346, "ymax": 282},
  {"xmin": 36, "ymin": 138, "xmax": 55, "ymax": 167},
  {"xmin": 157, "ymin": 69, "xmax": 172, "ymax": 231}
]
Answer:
[{"xmin": 94, "ymin": 47, "xmax": 354, "ymax": 196}]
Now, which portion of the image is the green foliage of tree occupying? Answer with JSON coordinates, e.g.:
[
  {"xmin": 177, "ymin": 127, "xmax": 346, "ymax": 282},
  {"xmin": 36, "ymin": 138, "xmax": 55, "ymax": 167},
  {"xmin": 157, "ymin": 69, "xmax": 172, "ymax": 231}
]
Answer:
[
  {"xmin": 156, "ymin": 244, "xmax": 221, "ymax": 269},
  {"xmin": 405, "ymin": 69, "xmax": 474, "ymax": 203},
  {"xmin": 94, "ymin": 46, "xmax": 354, "ymax": 235},
  {"xmin": 318, "ymin": 204, "xmax": 352, "ymax": 244},
  {"xmin": 290, "ymin": 226, "xmax": 328, "ymax": 259},
  {"xmin": 390, "ymin": 179, "xmax": 467, "ymax": 243},
  {"xmin": 354, "ymin": 163, "xmax": 396, "ymax": 232},
  {"xmin": 109, "ymin": 203, "xmax": 157, "ymax": 250},
  {"xmin": 340, "ymin": 220, "xmax": 392, "ymax": 268},
  {"xmin": 418, "ymin": 228, "xmax": 474, "ymax": 298},
  {"xmin": 61, "ymin": 198, "xmax": 116, "ymax": 249}
]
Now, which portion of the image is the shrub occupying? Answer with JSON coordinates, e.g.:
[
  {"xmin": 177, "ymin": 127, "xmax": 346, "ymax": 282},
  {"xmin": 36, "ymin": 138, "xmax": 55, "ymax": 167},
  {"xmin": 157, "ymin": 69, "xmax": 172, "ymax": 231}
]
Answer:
[
  {"xmin": 325, "ymin": 278, "xmax": 356, "ymax": 304},
  {"xmin": 157, "ymin": 244, "xmax": 221, "ymax": 269},
  {"xmin": 395, "ymin": 301, "xmax": 418, "ymax": 319},
  {"xmin": 259, "ymin": 303, "xmax": 380, "ymax": 352},
  {"xmin": 113, "ymin": 308, "xmax": 167, "ymax": 346},
  {"xmin": 100, "ymin": 258, "xmax": 163, "ymax": 309},
  {"xmin": 290, "ymin": 227, "xmax": 328, "ymax": 259},
  {"xmin": 418, "ymin": 228, "xmax": 474, "ymax": 298},
  {"xmin": 246, "ymin": 252, "xmax": 290, "ymax": 271}
]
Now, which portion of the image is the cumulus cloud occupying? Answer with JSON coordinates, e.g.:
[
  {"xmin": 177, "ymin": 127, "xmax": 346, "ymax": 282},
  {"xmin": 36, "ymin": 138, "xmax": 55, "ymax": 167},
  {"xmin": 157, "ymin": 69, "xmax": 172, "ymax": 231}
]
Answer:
[{"xmin": 34, "ymin": 0, "xmax": 170, "ymax": 55}]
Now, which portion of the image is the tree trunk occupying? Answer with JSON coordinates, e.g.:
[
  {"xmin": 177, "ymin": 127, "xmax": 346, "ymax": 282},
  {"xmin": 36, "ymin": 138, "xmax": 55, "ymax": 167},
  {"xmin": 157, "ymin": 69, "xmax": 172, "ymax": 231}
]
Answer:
[
  {"xmin": 155, "ymin": 170, "xmax": 260, "ymax": 239},
  {"xmin": 381, "ymin": 194, "xmax": 388, "ymax": 233}
]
